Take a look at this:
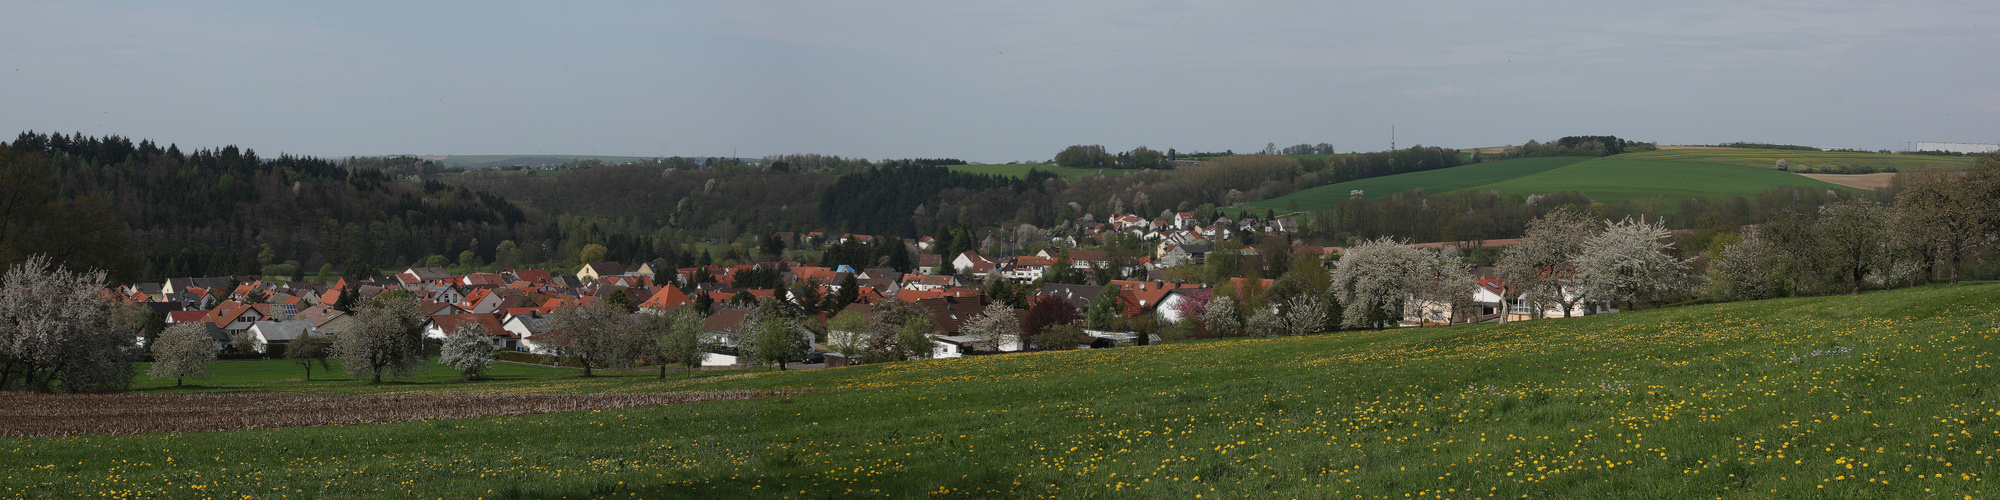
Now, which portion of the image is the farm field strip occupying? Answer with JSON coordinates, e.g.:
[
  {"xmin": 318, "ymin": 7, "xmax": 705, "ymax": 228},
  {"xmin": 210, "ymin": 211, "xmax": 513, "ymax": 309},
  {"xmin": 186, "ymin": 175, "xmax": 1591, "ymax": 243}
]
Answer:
[
  {"xmin": 1628, "ymin": 149, "xmax": 1973, "ymax": 170},
  {"xmin": 0, "ymin": 390, "xmax": 797, "ymax": 437}
]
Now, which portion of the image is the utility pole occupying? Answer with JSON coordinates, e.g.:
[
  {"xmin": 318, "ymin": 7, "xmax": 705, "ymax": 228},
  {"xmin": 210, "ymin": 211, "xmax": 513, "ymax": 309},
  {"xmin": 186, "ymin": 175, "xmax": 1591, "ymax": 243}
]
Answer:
[{"xmin": 1391, "ymin": 125, "xmax": 1396, "ymax": 151}]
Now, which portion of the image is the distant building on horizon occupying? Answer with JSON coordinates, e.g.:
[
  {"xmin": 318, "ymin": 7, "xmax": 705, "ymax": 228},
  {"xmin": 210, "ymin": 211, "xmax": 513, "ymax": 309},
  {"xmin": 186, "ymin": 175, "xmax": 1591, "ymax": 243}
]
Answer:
[{"xmin": 1913, "ymin": 141, "xmax": 2000, "ymax": 155}]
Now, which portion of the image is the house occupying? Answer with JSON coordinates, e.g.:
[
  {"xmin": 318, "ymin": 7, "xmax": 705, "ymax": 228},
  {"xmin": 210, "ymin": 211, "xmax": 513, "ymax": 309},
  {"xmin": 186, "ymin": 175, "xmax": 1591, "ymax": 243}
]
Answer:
[
  {"xmin": 634, "ymin": 262, "xmax": 667, "ymax": 276},
  {"xmin": 917, "ymin": 254, "xmax": 942, "ymax": 274},
  {"xmin": 460, "ymin": 273, "xmax": 508, "ymax": 288},
  {"xmin": 502, "ymin": 311, "xmax": 556, "ymax": 353},
  {"xmin": 1155, "ymin": 288, "xmax": 1211, "ymax": 324},
  {"xmin": 455, "ymin": 288, "xmax": 507, "ymax": 314},
  {"xmin": 698, "ymin": 309, "xmax": 753, "ymax": 367},
  {"xmin": 637, "ymin": 286, "xmax": 693, "ymax": 312},
  {"xmin": 577, "ymin": 261, "xmax": 626, "ymax": 282},
  {"xmin": 202, "ymin": 302, "xmax": 266, "ymax": 332},
  {"xmin": 294, "ymin": 305, "xmax": 356, "ymax": 338},
  {"xmin": 1173, "ymin": 212, "xmax": 1199, "ymax": 229},
  {"xmin": 403, "ymin": 267, "xmax": 454, "ymax": 283},
  {"xmin": 245, "ymin": 320, "xmax": 318, "ymax": 354},
  {"xmin": 1159, "ymin": 244, "xmax": 1209, "ymax": 267},
  {"xmin": 1032, "ymin": 284, "xmax": 1107, "ymax": 312},
  {"xmin": 425, "ymin": 314, "xmax": 517, "ymax": 350},
  {"xmin": 951, "ymin": 251, "xmax": 998, "ymax": 277}
]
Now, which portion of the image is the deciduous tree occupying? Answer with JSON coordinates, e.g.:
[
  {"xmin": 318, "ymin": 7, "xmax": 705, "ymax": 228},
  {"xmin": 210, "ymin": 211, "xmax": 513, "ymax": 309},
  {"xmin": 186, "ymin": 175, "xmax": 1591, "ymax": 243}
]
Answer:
[
  {"xmin": 439, "ymin": 323, "xmax": 495, "ymax": 381},
  {"xmin": 149, "ymin": 323, "xmax": 216, "ymax": 386},
  {"xmin": 0, "ymin": 255, "xmax": 131, "ymax": 392},
  {"xmin": 334, "ymin": 293, "xmax": 427, "ymax": 383}
]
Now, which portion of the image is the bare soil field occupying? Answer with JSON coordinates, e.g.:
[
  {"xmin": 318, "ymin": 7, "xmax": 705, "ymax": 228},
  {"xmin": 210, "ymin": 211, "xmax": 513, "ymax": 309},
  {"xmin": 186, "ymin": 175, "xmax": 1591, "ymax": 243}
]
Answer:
[
  {"xmin": 0, "ymin": 390, "xmax": 798, "ymax": 437},
  {"xmin": 1799, "ymin": 172, "xmax": 1896, "ymax": 190}
]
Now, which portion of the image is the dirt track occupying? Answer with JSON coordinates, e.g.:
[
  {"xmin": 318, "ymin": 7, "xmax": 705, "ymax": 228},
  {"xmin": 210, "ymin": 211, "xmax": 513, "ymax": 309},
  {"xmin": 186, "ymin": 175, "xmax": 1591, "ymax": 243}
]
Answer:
[{"xmin": 1800, "ymin": 172, "xmax": 1895, "ymax": 190}]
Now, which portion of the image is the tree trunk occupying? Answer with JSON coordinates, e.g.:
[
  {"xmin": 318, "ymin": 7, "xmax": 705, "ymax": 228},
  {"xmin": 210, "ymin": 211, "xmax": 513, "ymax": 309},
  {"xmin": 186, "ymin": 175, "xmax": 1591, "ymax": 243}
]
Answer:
[
  {"xmin": 176, "ymin": 375, "xmax": 183, "ymax": 387},
  {"xmin": 581, "ymin": 360, "xmax": 594, "ymax": 377},
  {"xmin": 658, "ymin": 364, "xmax": 667, "ymax": 379}
]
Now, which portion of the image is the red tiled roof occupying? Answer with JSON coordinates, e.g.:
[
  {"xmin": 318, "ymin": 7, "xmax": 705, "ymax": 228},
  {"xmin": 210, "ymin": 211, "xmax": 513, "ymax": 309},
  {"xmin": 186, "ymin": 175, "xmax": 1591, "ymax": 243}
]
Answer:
[{"xmin": 431, "ymin": 314, "xmax": 514, "ymax": 339}]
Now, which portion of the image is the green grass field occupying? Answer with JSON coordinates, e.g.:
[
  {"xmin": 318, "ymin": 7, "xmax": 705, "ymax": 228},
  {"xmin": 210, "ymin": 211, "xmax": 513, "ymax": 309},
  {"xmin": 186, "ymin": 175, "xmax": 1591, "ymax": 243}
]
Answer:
[
  {"xmin": 9, "ymin": 284, "xmax": 2000, "ymax": 498},
  {"xmin": 1474, "ymin": 157, "xmax": 1866, "ymax": 205},
  {"xmin": 1636, "ymin": 148, "xmax": 1974, "ymax": 171},
  {"xmin": 1242, "ymin": 156, "xmax": 1595, "ymax": 211}
]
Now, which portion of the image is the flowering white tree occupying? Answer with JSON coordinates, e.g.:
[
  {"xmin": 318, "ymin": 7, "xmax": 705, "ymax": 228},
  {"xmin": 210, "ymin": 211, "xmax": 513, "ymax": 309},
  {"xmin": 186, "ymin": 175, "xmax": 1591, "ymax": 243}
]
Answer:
[
  {"xmin": 439, "ymin": 323, "xmax": 494, "ymax": 381},
  {"xmin": 334, "ymin": 293, "xmax": 428, "ymax": 383},
  {"xmin": 1203, "ymin": 295, "xmax": 1242, "ymax": 337},
  {"xmin": 0, "ymin": 256, "xmax": 130, "ymax": 392},
  {"xmin": 1276, "ymin": 295, "xmax": 1327, "ymax": 336},
  {"xmin": 149, "ymin": 323, "xmax": 216, "ymax": 386},
  {"xmin": 1578, "ymin": 217, "xmax": 1696, "ymax": 308},
  {"xmin": 1709, "ymin": 231, "xmax": 1780, "ymax": 301},
  {"xmin": 1495, "ymin": 209, "xmax": 1598, "ymax": 318},
  {"xmin": 962, "ymin": 303, "xmax": 1021, "ymax": 352},
  {"xmin": 1330, "ymin": 237, "xmax": 1431, "ymax": 328}
]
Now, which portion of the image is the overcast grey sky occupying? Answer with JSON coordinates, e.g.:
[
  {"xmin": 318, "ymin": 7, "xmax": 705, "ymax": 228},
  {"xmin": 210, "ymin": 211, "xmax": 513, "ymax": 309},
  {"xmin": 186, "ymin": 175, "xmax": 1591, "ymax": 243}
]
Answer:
[{"xmin": 3, "ymin": 1, "xmax": 1995, "ymax": 162}]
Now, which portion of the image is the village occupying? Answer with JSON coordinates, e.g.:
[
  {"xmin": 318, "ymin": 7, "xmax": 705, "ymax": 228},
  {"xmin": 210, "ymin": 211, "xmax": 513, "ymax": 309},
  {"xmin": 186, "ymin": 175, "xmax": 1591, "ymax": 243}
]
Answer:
[{"xmin": 118, "ymin": 210, "xmax": 1607, "ymax": 370}]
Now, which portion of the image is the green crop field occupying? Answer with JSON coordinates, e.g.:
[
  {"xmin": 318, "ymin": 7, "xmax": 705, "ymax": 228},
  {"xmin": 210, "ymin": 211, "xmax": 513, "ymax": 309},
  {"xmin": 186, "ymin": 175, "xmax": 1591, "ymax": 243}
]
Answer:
[
  {"xmin": 1242, "ymin": 156, "xmax": 1595, "ymax": 212},
  {"xmin": 9, "ymin": 284, "xmax": 2000, "ymax": 497},
  {"xmin": 1637, "ymin": 148, "xmax": 1974, "ymax": 171},
  {"xmin": 1473, "ymin": 157, "xmax": 1866, "ymax": 205}
]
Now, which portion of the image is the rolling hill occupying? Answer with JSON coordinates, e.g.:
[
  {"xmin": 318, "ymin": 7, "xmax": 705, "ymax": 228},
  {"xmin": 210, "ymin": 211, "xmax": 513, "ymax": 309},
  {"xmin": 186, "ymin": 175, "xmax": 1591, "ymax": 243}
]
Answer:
[
  {"xmin": 8, "ymin": 283, "xmax": 2000, "ymax": 498},
  {"xmin": 1473, "ymin": 157, "xmax": 1867, "ymax": 204},
  {"xmin": 1242, "ymin": 156, "xmax": 1594, "ymax": 211}
]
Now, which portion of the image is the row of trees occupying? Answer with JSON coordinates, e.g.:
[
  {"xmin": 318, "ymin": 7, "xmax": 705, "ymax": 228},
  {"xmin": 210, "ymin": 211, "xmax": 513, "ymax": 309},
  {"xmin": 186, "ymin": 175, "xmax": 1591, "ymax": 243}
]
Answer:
[{"xmin": 1053, "ymin": 145, "xmax": 1169, "ymax": 169}]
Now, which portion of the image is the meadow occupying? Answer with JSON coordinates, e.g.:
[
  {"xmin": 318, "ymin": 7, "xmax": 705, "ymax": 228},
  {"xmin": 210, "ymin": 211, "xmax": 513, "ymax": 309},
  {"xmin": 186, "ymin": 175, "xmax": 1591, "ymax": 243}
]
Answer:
[
  {"xmin": 5, "ymin": 283, "xmax": 2000, "ymax": 498},
  {"xmin": 1472, "ymin": 157, "xmax": 1867, "ymax": 205},
  {"xmin": 1240, "ymin": 156, "xmax": 1594, "ymax": 211}
]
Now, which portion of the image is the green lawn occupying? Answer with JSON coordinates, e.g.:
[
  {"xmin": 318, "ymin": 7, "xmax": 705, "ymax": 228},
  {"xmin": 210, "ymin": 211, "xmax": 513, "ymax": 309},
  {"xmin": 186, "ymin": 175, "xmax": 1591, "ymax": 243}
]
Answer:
[
  {"xmin": 1242, "ymin": 156, "xmax": 1595, "ymax": 211},
  {"xmin": 1472, "ymin": 157, "xmax": 1867, "ymax": 204},
  {"xmin": 9, "ymin": 283, "xmax": 2000, "ymax": 498},
  {"xmin": 1634, "ymin": 148, "xmax": 1973, "ymax": 171}
]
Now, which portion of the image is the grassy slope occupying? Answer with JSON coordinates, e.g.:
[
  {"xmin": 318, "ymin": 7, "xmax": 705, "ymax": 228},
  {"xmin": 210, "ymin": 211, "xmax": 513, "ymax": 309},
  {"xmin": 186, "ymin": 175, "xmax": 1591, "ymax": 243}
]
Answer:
[
  {"xmin": 9, "ymin": 284, "xmax": 2000, "ymax": 498},
  {"xmin": 1640, "ymin": 149, "xmax": 1974, "ymax": 171},
  {"xmin": 1242, "ymin": 157, "xmax": 1594, "ymax": 211},
  {"xmin": 1473, "ymin": 157, "xmax": 1867, "ymax": 204}
]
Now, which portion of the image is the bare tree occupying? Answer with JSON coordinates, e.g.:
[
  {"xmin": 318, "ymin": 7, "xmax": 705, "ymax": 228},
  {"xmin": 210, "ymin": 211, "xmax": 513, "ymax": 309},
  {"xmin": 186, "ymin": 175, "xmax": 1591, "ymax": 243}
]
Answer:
[
  {"xmin": 148, "ymin": 323, "xmax": 216, "ymax": 386},
  {"xmin": 439, "ymin": 323, "xmax": 494, "ymax": 381},
  {"xmin": 1818, "ymin": 202, "xmax": 1890, "ymax": 295},
  {"xmin": 334, "ymin": 293, "xmax": 427, "ymax": 383},
  {"xmin": 1708, "ymin": 230, "xmax": 1779, "ymax": 301},
  {"xmin": 1578, "ymin": 217, "xmax": 1695, "ymax": 310},
  {"xmin": 546, "ymin": 302, "xmax": 639, "ymax": 376},
  {"xmin": 1495, "ymin": 209, "xmax": 1598, "ymax": 318},
  {"xmin": 1276, "ymin": 295, "xmax": 1326, "ymax": 336},
  {"xmin": 1893, "ymin": 168, "xmax": 1991, "ymax": 284},
  {"xmin": 0, "ymin": 255, "xmax": 131, "ymax": 392}
]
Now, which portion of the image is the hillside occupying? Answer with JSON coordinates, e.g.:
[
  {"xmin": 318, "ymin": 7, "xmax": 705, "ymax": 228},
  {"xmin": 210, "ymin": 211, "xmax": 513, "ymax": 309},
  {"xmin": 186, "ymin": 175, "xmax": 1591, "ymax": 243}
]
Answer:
[
  {"xmin": 8, "ymin": 283, "xmax": 1999, "ymax": 498},
  {"xmin": 1241, "ymin": 156, "xmax": 1593, "ymax": 211},
  {"xmin": 1474, "ymin": 157, "xmax": 1866, "ymax": 205}
]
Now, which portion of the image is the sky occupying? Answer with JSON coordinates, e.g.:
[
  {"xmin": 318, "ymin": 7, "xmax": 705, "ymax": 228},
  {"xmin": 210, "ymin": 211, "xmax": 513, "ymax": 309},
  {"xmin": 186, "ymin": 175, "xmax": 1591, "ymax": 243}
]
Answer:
[{"xmin": 2, "ymin": 1, "xmax": 1995, "ymax": 163}]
